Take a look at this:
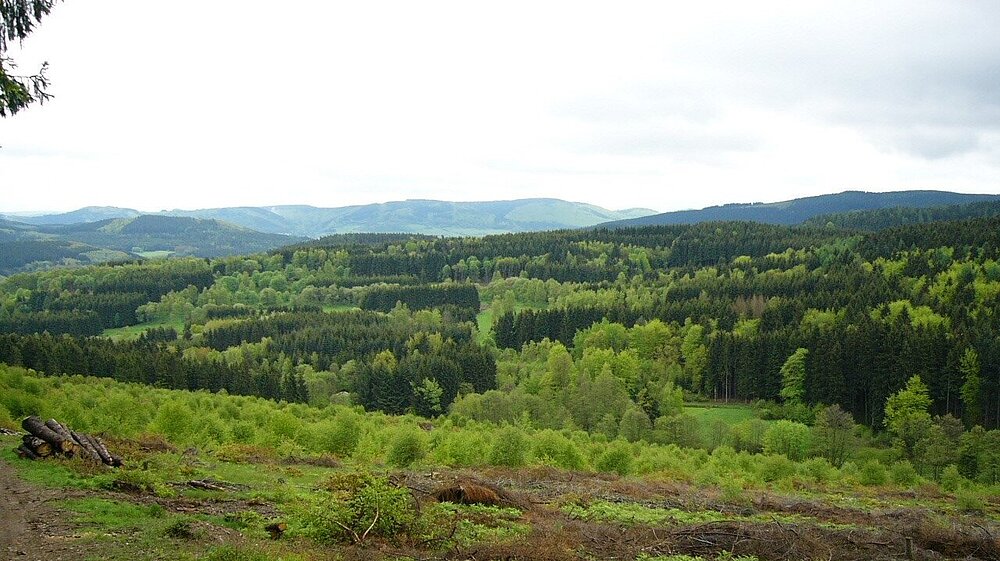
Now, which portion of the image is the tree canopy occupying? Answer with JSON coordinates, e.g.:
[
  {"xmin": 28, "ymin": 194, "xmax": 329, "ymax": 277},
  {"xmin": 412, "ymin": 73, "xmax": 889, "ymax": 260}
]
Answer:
[{"xmin": 1, "ymin": 0, "xmax": 58, "ymax": 117}]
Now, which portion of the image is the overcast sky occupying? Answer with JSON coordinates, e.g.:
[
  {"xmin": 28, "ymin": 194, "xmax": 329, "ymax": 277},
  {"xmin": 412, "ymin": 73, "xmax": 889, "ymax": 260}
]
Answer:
[{"xmin": 1, "ymin": 1, "xmax": 998, "ymax": 213}]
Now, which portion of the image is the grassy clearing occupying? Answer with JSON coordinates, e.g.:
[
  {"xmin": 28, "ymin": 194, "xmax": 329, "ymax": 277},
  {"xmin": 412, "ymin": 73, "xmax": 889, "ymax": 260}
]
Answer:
[
  {"xmin": 476, "ymin": 309, "xmax": 494, "ymax": 344},
  {"xmin": 135, "ymin": 250, "xmax": 175, "ymax": 259},
  {"xmin": 102, "ymin": 318, "xmax": 185, "ymax": 341}
]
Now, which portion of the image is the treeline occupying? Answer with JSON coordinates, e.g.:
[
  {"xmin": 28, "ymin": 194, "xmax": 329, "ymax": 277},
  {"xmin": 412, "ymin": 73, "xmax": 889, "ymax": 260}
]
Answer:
[
  {"xmin": 200, "ymin": 308, "xmax": 496, "ymax": 413},
  {"xmin": 0, "ymin": 333, "xmax": 308, "ymax": 403},
  {"xmin": 359, "ymin": 284, "xmax": 479, "ymax": 314},
  {"xmin": 0, "ymin": 259, "xmax": 215, "ymax": 334},
  {"xmin": 804, "ymin": 200, "xmax": 1000, "ymax": 231}
]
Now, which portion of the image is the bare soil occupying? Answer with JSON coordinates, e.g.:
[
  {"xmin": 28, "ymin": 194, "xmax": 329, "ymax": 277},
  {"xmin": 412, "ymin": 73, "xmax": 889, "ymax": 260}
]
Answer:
[{"xmin": 0, "ymin": 458, "xmax": 95, "ymax": 561}]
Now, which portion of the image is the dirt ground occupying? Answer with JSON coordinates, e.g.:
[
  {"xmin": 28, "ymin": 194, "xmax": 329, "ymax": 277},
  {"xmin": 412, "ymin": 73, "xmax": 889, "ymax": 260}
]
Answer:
[{"xmin": 0, "ymin": 459, "xmax": 95, "ymax": 561}]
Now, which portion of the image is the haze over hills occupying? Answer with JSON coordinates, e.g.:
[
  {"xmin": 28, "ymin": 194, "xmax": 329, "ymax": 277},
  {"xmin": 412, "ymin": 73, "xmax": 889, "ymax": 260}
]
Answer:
[
  {"xmin": 7, "ymin": 199, "xmax": 658, "ymax": 238},
  {"xmin": 0, "ymin": 215, "xmax": 306, "ymax": 275},
  {"xmin": 599, "ymin": 190, "xmax": 1000, "ymax": 229}
]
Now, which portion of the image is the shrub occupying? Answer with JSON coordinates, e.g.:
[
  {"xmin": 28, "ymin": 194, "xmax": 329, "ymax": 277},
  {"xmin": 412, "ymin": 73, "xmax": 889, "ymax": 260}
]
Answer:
[
  {"xmin": 763, "ymin": 420, "xmax": 810, "ymax": 461},
  {"xmin": 889, "ymin": 460, "xmax": 919, "ymax": 487},
  {"xmin": 316, "ymin": 411, "xmax": 362, "ymax": 457},
  {"xmin": 489, "ymin": 425, "xmax": 529, "ymax": 467},
  {"xmin": 531, "ymin": 430, "xmax": 586, "ymax": 470},
  {"xmin": 955, "ymin": 489, "xmax": 986, "ymax": 514},
  {"xmin": 940, "ymin": 464, "xmax": 963, "ymax": 492},
  {"xmin": 800, "ymin": 457, "xmax": 834, "ymax": 484},
  {"xmin": 294, "ymin": 472, "xmax": 417, "ymax": 544},
  {"xmin": 596, "ymin": 441, "xmax": 633, "ymax": 476},
  {"xmin": 758, "ymin": 454, "xmax": 796, "ymax": 483},
  {"xmin": 858, "ymin": 460, "xmax": 888, "ymax": 486},
  {"xmin": 387, "ymin": 427, "xmax": 427, "ymax": 467}
]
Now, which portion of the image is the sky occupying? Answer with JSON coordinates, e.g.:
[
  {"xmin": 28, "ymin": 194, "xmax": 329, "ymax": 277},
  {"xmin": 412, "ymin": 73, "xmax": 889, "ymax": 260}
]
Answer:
[{"xmin": 1, "ymin": 1, "xmax": 999, "ymax": 214}]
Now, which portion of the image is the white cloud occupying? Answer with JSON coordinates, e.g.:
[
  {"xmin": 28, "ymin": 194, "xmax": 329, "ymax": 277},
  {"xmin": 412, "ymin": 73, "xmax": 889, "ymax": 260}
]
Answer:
[{"xmin": 1, "ymin": 0, "xmax": 998, "ymax": 214}]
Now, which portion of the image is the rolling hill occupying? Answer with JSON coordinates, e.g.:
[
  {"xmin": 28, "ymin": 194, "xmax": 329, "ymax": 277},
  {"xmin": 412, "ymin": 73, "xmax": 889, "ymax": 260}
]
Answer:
[
  {"xmin": 600, "ymin": 190, "xmax": 1000, "ymax": 229},
  {"xmin": 0, "ymin": 215, "xmax": 306, "ymax": 275},
  {"xmin": 9, "ymin": 199, "xmax": 657, "ymax": 238}
]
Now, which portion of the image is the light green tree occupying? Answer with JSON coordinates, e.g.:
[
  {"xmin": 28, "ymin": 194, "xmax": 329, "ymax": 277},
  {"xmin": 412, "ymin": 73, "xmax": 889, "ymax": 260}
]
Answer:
[
  {"xmin": 958, "ymin": 347, "xmax": 982, "ymax": 427},
  {"xmin": 779, "ymin": 348, "xmax": 809, "ymax": 404},
  {"xmin": 884, "ymin": 375, "xmax": 933, "ymax": 461}
]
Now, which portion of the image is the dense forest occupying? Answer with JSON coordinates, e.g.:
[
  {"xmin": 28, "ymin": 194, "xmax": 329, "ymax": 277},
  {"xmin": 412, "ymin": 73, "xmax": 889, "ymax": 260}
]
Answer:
[{"xmin": 1, "ymin": 216, "xmax": 1000, "ymax": 486}]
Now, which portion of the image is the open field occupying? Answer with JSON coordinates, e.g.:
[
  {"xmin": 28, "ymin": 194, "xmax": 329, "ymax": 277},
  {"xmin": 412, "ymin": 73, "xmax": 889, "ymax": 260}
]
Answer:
[{"xmin": 3, "ymin": 430, "xmax": 999, "ymax": 561}]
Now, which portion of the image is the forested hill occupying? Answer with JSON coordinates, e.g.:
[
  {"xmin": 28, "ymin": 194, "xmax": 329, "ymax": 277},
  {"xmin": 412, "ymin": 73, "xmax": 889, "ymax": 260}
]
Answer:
[
  {"xmin": 601, "ymin": 190, "xmax": 1000, "ymax": 229},
  {"xmin": 2, "ymin": 216, "xmax": 1000, "ymax": 439},
  {"xmin": 0, "ymin": 215, "xmax": 306, "ymax": 274},
  {"xmin": 802, "ymin": 200, "xmax": 1000, "ymax": 231},
  {"xmin": 8, "ymin": 199, "xmax": 657, "ymax": 238}
]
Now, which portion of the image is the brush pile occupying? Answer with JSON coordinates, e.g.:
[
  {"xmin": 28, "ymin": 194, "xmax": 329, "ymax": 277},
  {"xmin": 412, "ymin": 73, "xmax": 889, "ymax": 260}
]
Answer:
[{"xmin": 15, "ymin": 416, "xmax": 122, "ymax": 467}]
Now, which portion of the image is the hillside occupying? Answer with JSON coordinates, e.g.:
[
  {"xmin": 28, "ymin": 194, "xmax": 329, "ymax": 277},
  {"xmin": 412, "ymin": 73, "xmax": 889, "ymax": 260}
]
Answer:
[
  {"xmin": 2, "ymin": 215, "xmax": 1000, "ymax": 560},
  {"xmin": 166, "ymin": 199, "xmax": 656, "ymax": 237},
  {"xmin": 802, "ymin": 199, "xmax": 1000, "ymax": 230},
  {"xmin": 601, "ymin": 190, "xmax": 1000, "ymax": 229},
  {"xmin": 0, "ymin": 215, "xmax": 305, "ymax": 275},
  {"xmin": 12, "ymin": 199, "xmax": 657, "ymax": 238},
  {"xmin": 9, "ymin": 206, "xmax": 141, "ymax": 225}
]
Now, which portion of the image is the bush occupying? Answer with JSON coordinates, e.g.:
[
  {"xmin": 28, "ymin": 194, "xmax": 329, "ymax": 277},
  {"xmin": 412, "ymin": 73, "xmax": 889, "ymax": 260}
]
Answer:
[
  {"xmin": 800, "ymin": 457, "xmax": 834, "ymax": 484},
  {"xmin": 387, "ymin": 428, "xmax": 427, "ymax": 467},
  {"xmin": 531, "ymin": 430, "xmax": 586, "ymax": 470},
  {"xmin": 316, "ymin": 411, "xmax": 362, "ymax": 457},
  {"xmin": 596, "ymin": 441, "xmax": 633, "ymax": 476},
  {"xmin": 858, "ymin": 460, "xmax": 888, "ymax": 486},
  {"xmin": 940, "ymin": 464, "xmax": 963, "ymax": 492},
  {"xmin": 955, "ymin": 489, "xmax": 986, "ymax": 514},
  {"xmin": 889, "ymin": 460, "xmax": 919, "ymax": 487},
  {"xmin": 295, "ymin": 472, "xmax": 417, "ymax": 544},
  {"xmin": 758, "ymin": 454, "xmax": 796, "ymax": 483},
  {"xmin": 763, "ymin": 420, "xmax": 810, "ymax": 461},
  {"xmin": 489, "ymin": 425, "xmax": 529, "ymax": 467}
]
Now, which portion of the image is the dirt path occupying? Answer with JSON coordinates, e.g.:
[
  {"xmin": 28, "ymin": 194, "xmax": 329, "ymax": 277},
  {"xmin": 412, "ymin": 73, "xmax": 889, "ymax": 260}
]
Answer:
[{"xmin": 0, "ymin": 458, "xmax": 94, "ymax": 561}]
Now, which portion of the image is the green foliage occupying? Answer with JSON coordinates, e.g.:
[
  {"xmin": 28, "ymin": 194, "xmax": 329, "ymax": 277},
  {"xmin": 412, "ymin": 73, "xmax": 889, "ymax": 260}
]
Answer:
[
  {"xmin": 940, "ymin": 464, "xmax": 963, "ymax": 492},
  {"xmin": 763, "ymin": 420, "xmax": 810, "ymax": 461},
  {"xmin": 955, "ymin": 489, "xmax": 986, "ymax": 514},
  {"xmin": 884, "ymin": 375, "xmax": 933, "ymax": 461},
  {"xmin": 293, "ymin": 472, "xmax": 416, "ymax": 544},
  {"xmin": 858, "ymin": 460, "xmax": 888, "ymax": 486},
  {"xmin": 386, "ymin": 427, "xmax": 427, "ymax": 467},
  {"xmin": 596, "ymin": 441, "xmax": 634, "ymax": 476},
  {"xmin": 488, "ymin": 425, "xmax": 530, "ymax": 468},
  {"xmin": 958, "ymin": 348, "xmax": 982, "ymax": 427},
  {"xmin": 889, "ymin": 460, "xmax": 919, "ymax": 487},
  {"xmin": 779, "ymin": 348, "xmax": 808, "ymax": 404},
  {"xmin": 531, "ymin": 429, "xmax": 586, "ymax": 470},
  {"xmin": 811, "ymin": 404, "xmax": 857, "ymax": 467}
]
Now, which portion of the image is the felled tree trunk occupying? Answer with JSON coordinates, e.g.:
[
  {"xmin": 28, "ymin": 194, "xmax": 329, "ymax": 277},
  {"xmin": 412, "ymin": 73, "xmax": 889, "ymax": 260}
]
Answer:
[
  {"xmin": 21, "ymin": 416, "xmax": 75, "ymax": 454},
  {"xmin": 21, "ymin": 435, "xmax": 53, "ymax": 457},
  {"xmin": 70, "ymin": 430, "xmax": 103, "ymax": 463}
]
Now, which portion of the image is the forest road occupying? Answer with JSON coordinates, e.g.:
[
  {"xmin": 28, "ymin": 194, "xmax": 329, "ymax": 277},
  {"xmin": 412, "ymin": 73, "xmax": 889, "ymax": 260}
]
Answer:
[{"xmin": 0, "ymin": 458, "xmax": 94, "ymax": 561}]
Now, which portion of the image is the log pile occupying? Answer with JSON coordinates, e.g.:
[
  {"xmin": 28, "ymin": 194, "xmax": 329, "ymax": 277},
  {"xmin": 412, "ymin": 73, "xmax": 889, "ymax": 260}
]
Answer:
[{"xmin": 15, "ymin": 416, "xmax": 123, "ymax": 467}]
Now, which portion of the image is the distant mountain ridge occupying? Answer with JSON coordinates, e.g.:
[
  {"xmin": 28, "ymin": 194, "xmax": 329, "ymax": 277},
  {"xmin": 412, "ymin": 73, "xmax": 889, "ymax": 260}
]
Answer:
[
  {"xmin": 7, "ymin": 199, "xmax": 658, "ymax": 237},
  {"xmin": 0, "ymin": 215, "xmax": 306, "ymax": 275},
  {"xmin": 599, "ymin": 190, "xmax": 1000, "ymax": 229}
]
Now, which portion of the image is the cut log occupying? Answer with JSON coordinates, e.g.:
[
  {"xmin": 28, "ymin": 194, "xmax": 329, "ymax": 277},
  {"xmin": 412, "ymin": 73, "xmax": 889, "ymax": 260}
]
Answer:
[
  {"xmin": 22, "ymin": 416, "xmax": 75, "ymax": 454},
  {"xmin": 16, "ymin": 444, "xmax": 40, "ymax": 460},
  {"xmin": 21, "ymin": 435, "xmax": 53, "ymax": 457},
  {"xmin": 44, "ymin": 419, "xmax": 75, "ymax": 447},
  {"xmin": 109, "ymin": 454, "xmax": 124, "ymax": 467},
  {"xmin": 89, "ymin": 435, "xmax": 115, "ymax": 466},
  {"xmin": 70, "ymin": 430, "xmax": 102, "ymax": 463},
  {"xmin": 187, "ymin": 479, "xmax": 228, "ymax": 492}
]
